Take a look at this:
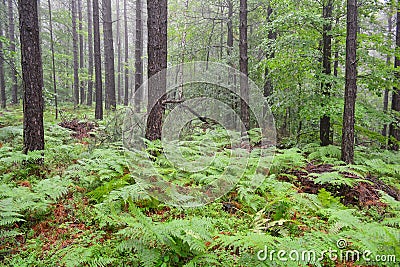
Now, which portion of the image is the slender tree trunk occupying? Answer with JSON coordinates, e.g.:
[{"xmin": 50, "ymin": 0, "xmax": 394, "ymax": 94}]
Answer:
[
  {"xmin": 239, "ymin": 0, "xmax": 250, "ymax": 131},
  {"xmin": 93, "ymin": 0, "xmax": 103, "ymax": 119},
  {"xmin": 87, "ymin": 0, "xmax": 94, "ymax": 106},
  {"xmin": 227, "ymin": 0, "xmax": 233, "ymax": 57},
  {"xmin": 72, "ymin": 0, "xmax": 80, "ymax": 107},
  {"xmin": 382, "ymin": 15, "xmax": 392, "ymax": 139},
  {"xmin": 320, "ymin": 0, "xmax": 333, "ymax": 146},
  {"xmin": 333, "ymin": 17, "xmax": 340, "ymax": 78},
  {"xmin": 8, "ymin": 0, "xmax": 18, "ymax": 104},
  {"xmin": 264, "ymin": 4, "xmax": 276, "ymax": 99},
  {"xmin": 0, "ymin": 1, "xmax": 6, "ymax": 109},
  {"xmin": 341, "ymin": 0, "xmax": 358, "ymax": 164},
  {"xmin": 176, "ymin": 0, "xmax": 189, "ymax": 100},
  {"xmin": 389, "ymin": 6, "xmax": 400, "ymax": 151},
  {"xmin": 123, "ymin": 0, "xmax": 130, "ymax": 106},
  {"xmin": 48, "ymin": 0, "xmax": 58, "ymax": 119},
  {"xmin": 18, "ymin": 0, "xmax": 44, "ymax": 153},
  {"xmin": 78, "ymin": 0, "xmax": 85, "ymax": 104},
  {"xmin": 226, "ymin": 0, "xmax": 236, "ymax": 125},
  {"xmin": 134, "ymin": 0, "xmax": 143, "ymax": 110},
  {"xmin": 103, "ymin": 0, "xmax": 116, "ymax": 110},
  {"xmin": 116, "ymin": 0, "xmax": 122, "ymax": 104},
  {"xmin": 145, "ymin": 0, "xmax": 167, "ymax": 141}
]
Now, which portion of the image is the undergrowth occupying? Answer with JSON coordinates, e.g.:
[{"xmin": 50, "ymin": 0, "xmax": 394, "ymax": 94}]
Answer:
[{"xmin": 0, "ymin": 107, "xmax": 399, "ymax": 266}]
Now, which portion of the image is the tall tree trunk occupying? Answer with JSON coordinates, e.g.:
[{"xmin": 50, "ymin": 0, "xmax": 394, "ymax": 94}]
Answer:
[
  {"xmin": 123, "ymin": 0, "xmax": 130, "ymax": 106},
  {"xmin": 145, "ymin": 0, "xmax": 167, "ymax": 141},
  {"xmin": 320, "ymin": 0, "xmax": 333, "ymax": 146},
  {"xmin": 341, "ymin": 0, "xmax": 358, "ymax": 164},
  {"xmin": 389, "ymin": 5, "xmax": 400, "ymax": 151},
  {"xmin": 227, "ymin": 0, "xmax": 233, "ymax": 57},
  {"xmin": 78, "ymin": 0, "xmax": 85, "ymax": 104},
  {"xmin": 93, "ymin": 0, "xmax": 103, "ymax": 119},
  {"xmin": 18, "ymin": 0, "xmax": 44, "ymax": 153},
  {"xmin": 87, "ymin": 0, "xmax": 94, "ymax": 106},
  {"xmin": 72, "ymin": 0, "xmax": 80, "ymax": 107},
  {"xmin": 239, "ymin": 0, "xmax": 250, "ymax": 131},
  {"xmin": 0, "ymin": 1, "xmax": 6, "ymax": 109},
  {"xmin": 176, "ymin": 0, "xmax": 189, "ymax": 100},
  {"xmin": 134, "ymin": 0, "xmax": 143, "ymax": 110},
  {"xmin": 264, "ymin": 4, "xmax": 276, "ymax": 99},
  {"xmin": 48, "ymin": 0, "xmax": 58, "ymax": 119},
  {"xmin": 382, "ymin": 14, "xmax": 392, "ymax": 140},
  {"xmin": 226, "ymin": 0, "xmax": 236, "ymax": 125},
  {"xmin": 8, "ymin": 0, "xmax": 18, "ymax": 104},
  {"xmin": 103, "ymin": 0, "xmax": 116, "ymax": 110},
  {"xmin": 116, "ymin": 0, "xmax": 122, "ymax": 104}
]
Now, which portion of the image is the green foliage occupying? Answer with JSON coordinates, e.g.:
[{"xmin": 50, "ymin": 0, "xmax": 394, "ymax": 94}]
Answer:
[
  {"xmin": 304, "ymin": 144, "xmax": 344, "ymax": 165},
  {"xmin": 1, "ymin": 106, "xmax": 400, "ymax": 267},
  {"xmin": 270, "ymin": 148, "xmax": 307, "ymax": 174}
]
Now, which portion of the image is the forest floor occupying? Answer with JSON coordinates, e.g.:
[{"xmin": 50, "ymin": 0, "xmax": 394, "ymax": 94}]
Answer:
[{"xmin": 0, "ymin": 106, "xmax": 399, "ymax": 267}]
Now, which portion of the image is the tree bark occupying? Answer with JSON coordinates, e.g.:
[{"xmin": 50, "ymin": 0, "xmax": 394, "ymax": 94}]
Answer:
[
  {"xmin": 227, "ymin": 0, "xmax": 233, "ymax": 57},
  {"xmin": 389, "ymin": 6, "xmax": 400, "ymax": 151},
  {"xmin": 0, "ymin": 1, "xmax": 6, "ymax": 109},
  {"xmin": 382, "ymin": 15, "xmax": 392, "ymax": 140},
  {"xmin": 8, "ymin": 0, "xmax": 18, "ymax": 104},
  {"xmin": 145, "ymin": 0, "xmax": 167, "ymax": 141},
  {"xmin": 78, "ymin": 0, "xmax": 85, "ymax": 104},
  {"xmin": 48, "ymin": 0, "xmax": 58, "ymax": 119},
  {"xmin": 87, "ymin": 0, "xmax": 94, "ymax": 106},
  {"xmin": 341, "ymin": 0, "xmax": 358, "ymax": 164},
  {"xmin": 264, "ymin": 4, "xmax": 276, "ymax": 99},
  {"xmin": 103, "ymin": 0, "xmax": 116, "ymax": 110},
  {"xmin": 123, "ymin": 0, "xmax": 130, "ymax": 106},
  {"xmin": 93, "ymin": 0, "xmax": 103, "ymax": 119},
  {"xmin": 116, "ymin": 0, "xmax": 122, "ymax": 104},
  {"xmin": 134, "ymin": 0, "xmax": 143, "ymax": 110},
  {"xmin": 320, "ymin": 0, "xmax": 333, "ymax": 146},
  {"xmin": 72, "ymin": 0, "xmax": 80, "ymax": 107},
  {"xmin": 239, "ymin": 0, "xmax": 250, "ymax": 131},
  {"xmin": 18, "ymin": 0, "xmax": 44, "ymax": 153}
]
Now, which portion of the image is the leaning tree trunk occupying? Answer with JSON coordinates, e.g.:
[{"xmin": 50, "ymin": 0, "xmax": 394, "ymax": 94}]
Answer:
[
  {"xmin": 48, "ymin": 0, "xmax": 58, "ymax": 119},
  {"xmin": 389, "ymin": 5, "xmax": 400, "ymax": 151},
  {"xmin": 8, "ymin": 0, "xmax": 18, "ymax": 104},
  {"xmin": 320, "ymin": 0, "xmax": 333, "ymax": 146},
  {"xmin": 134, "ymin": 0, "xmax": 143, "ymax": 110},
  {"xmin": 341, "ymin": 0, "xmax": 358, "ymax": 164},
  {"xmin": 87, "ymin": 0, "xmax": 94, "ymax": 106},
  {"xmin": 18, "ymin": 0, "xmax": 44, "ymax": 153},
  {"xmin": 71, "ymin": 0, "xmax": 80, "ymax": 107},
  {"xmin": 103, "ymin": 0, "xmax": 116, "ymax": 110},
  {"xmin": 239, "ymin": 0, "xmax": 250, "ymax": 131},
  {"xmin": 145, "ymin": 0, "xmax": 167, "ymax": 141},
  {"xmin": 93, "ymin": 0, "xmax": 103, "ymax": 119}
]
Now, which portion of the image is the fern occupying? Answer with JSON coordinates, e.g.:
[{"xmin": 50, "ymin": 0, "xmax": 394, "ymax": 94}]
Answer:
[
  {"xmin": 270, "ymin": 148, "xmax": 307, "ymax": 174},
  {"xmin": 33, "ymin": 176, "xmax": 71, "ymax": 201},
  {"xmin": 306, "ymin": 145, "xmax": 343, "ymax": 164},
  {"xmin": 309, "ymin": 171, "xmax": 364, "ymax": 187}
]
